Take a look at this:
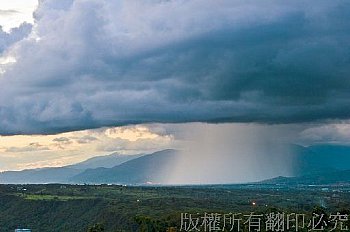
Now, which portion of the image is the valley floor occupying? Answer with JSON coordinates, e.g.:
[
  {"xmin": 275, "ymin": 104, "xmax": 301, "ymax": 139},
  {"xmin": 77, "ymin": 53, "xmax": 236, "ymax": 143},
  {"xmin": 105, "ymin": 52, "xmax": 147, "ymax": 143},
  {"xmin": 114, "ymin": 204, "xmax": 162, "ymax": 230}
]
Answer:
[{"xmin": 0, "ymin": 184, "xmax": 349, "ymax": 231}]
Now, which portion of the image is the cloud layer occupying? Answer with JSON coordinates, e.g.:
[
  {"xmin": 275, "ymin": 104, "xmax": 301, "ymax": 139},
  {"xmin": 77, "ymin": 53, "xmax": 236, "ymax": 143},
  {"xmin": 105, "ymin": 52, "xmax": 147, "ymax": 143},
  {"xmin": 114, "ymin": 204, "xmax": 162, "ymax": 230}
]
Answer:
[
  {"xmin": 0, "ymin": 0, "xmax": 350, "ymax": 134},
  {"xmin": 0, "ymin": 124, "xmax": 173, "ymax": 171},
  {"xmin": 0, "ymin": 23, "xmax": 32, "ymax": 53}
]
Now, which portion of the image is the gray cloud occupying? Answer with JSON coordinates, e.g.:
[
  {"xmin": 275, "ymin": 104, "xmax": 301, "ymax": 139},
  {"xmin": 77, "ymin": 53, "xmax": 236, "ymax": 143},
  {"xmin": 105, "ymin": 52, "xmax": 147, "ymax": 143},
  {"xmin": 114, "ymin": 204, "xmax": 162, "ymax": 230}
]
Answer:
[
  {"xmin": 0, "ymin": 0, "xmax": 350, "ymax": 134},
  {"xmin": 5, "ymin": 142, "xmax": 50, "ymax": 153},
  {"xmin": 0, "ymin": 10, "xmax": 20, "ymax": 16},
  {"xmin": 0, "ymin": 22, "xmax": 32, "ymax": 53},
  {"xmin": 52, "ymin": 137, "xmax": 70, "ymax": 142},
  {"xmin": 76, "ymin": 135, "xmax": 98, "ymax": 144},
  {"xmin": 299, "ymin": 122, "xmax": 350, "ymax": 144}
]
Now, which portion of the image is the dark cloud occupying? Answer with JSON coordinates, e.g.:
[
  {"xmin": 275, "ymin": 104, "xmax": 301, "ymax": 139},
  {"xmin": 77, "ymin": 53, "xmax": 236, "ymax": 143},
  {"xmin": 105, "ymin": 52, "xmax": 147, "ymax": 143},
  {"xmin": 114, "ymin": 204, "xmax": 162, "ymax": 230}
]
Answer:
[{"xmin": 0, "ymin": 0, "xmax": 349, "ymax": 134}]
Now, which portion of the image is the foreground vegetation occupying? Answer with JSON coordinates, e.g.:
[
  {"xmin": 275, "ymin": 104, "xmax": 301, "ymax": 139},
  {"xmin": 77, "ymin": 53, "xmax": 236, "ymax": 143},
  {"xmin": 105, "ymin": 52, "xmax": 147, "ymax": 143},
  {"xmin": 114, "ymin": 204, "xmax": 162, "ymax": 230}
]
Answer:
[{"xmin": 0, "ymin": 184, "xmax": 349, "ymax": 231}]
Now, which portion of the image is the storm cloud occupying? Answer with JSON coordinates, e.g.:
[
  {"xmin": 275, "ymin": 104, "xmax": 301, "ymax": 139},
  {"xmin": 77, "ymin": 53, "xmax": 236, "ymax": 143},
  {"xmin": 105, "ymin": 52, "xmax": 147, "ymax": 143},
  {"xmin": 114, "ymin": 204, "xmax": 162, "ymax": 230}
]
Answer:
[{"xmin": 0, "ymin": 0, "xmax": 350, "ymax": 134}]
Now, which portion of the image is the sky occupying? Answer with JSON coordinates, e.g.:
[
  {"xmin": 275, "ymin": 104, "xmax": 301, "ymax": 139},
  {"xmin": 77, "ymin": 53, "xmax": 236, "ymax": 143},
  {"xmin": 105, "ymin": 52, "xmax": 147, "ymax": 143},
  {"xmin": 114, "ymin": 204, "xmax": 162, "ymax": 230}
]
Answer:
[
  {"xmin": 0, "ymin": 0, "xmax": 37, "ymax": 32},
  {"xmin": 0, "ymin": 124, "xmax": 174, "ymax": 171},
  {"xmin": 0, "ymin": 1, "xmax": 350, "ymax": 180}
]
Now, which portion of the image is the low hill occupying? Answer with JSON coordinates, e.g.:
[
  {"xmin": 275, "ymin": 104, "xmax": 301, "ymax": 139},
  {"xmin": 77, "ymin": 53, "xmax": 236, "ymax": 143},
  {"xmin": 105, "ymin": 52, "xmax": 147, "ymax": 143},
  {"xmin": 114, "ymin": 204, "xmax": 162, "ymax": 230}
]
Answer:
[
  {"xmin": 0, "ymin": 167, "xmax": 81, "ymax": 184},
  {"xmin": 261, "ymin": 169, "xmax": 350, "ymax": 185}
]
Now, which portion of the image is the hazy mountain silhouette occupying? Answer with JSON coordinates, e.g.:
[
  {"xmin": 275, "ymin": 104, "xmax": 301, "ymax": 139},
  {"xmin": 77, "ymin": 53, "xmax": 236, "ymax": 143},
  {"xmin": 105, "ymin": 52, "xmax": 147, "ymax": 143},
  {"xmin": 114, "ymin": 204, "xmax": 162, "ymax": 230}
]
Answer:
[
  {"xmin": 261, "ymin": 169, "xmax": 350, "ymax": 185},
  {"xmin": 290, "ymin": 144, "xmax": 350, "ymax": 176},
  {"xmin": 0, "ymin": 152, "xmax": 142, "ymax": 184},
  {"xmin": 70, "ymin": 149, "xmax": 180, "ymax": 184},
  {"xmin": 67, "ymin": 153, "xmax": 143, "ymax": 170},
  {"xmin": 1, "ymin": 144, "xmax": 350, "ymax": 185},
  {"xmin": 0, "ymin": 167, "xmax": 81, "ymax": 184}
]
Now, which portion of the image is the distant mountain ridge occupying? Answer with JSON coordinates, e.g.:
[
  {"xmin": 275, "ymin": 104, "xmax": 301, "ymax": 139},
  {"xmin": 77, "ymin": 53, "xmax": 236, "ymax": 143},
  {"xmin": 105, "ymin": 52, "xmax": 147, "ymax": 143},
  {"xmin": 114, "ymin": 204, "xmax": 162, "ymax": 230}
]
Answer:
[
  {"xmin": 260, "ymin": 169, "xmax": 350, "ymax": 185},
  {"xmin": 1, "ymin": 144, "xmax": 350, "ymax": 185},
  {"xmin": 70, "ymin": 149, "xmax": 180, "ymax": 184},
  {"xmin": 0, "ymin": 167, "xmax": 81, "ymax": 184},
  {"xmin": 67, "ymin": 153, "xmax": 143, "ymax": 170},
  {"xmin": 287, "ymin": 144, "xmax": 350, "ymax": 176},
  {"xmin": 0, "ymin": 152, "xmax": 144, "ymax": 184}
]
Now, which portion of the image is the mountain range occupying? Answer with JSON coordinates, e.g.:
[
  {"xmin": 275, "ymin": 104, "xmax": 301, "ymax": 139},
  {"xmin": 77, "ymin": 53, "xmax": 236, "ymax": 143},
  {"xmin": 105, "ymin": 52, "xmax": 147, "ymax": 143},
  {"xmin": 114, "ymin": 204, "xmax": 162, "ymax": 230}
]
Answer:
[
  {"xmin": 71, "ymin": 149, "xmax": 179, "ymax": 184},
  {"xmin": 290, "ymin": 144, "xmax": 350, "ymax": 175},
  {"xmin": 0, "ymin": 152, "xmax": 143, "ymax": 184},
  {"xmin": 1, "ymin": 144, "xmax": 350, "ymax": 185}
]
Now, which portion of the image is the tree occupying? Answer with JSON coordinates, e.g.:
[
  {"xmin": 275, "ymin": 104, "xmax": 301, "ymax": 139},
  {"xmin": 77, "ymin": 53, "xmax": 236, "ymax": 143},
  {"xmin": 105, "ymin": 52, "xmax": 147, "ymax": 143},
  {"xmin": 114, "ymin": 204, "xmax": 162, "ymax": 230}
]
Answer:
[{"xmin": 87, "ymin": 223, "xmax": 105, "ymax": 232}]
